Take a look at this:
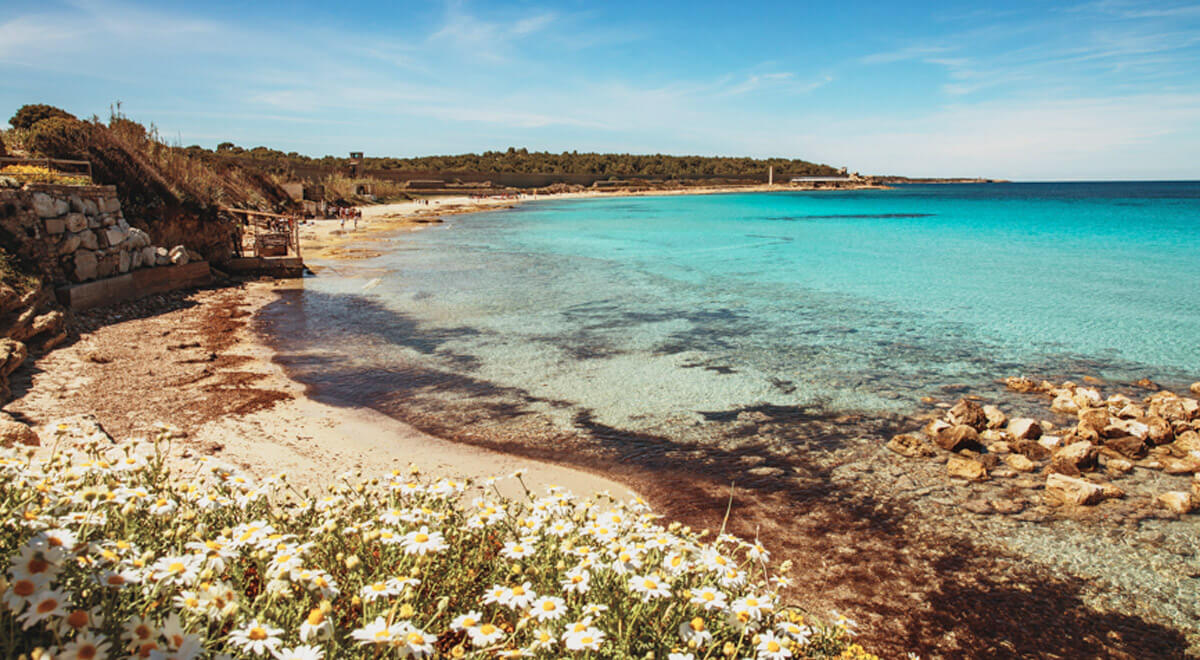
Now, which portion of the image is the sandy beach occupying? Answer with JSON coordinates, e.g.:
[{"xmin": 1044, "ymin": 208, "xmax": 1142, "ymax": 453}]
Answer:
[{"xmin": 7, "ymin": 260, "xmax": 635, "ymax": 503}]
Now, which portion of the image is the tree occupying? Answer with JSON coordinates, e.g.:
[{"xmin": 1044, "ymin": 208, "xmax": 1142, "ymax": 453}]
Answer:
[{"xmin": 9, "ymin": 104, "xmax": 76, "ymax": 130}]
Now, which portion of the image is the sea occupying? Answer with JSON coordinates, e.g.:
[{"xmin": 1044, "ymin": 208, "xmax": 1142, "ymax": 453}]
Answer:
[{"xmin": 262, "ymin": 182, "xmax": 1200, "ymax": 654}]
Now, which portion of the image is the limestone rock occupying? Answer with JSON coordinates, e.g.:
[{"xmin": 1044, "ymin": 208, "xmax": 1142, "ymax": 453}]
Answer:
[
  {"xmin": 45, "ymin": 217, "xmax": 66, "ymax": 234},
  {"xmin": 104, "ymin": 226, "xmax": 129, "ymax": 248},
  {"xmin": 1103, "ymin": 435, "xmax": 1147, "ymax": 459},
  {"xmin": 1102, "ymin": 455, "xmax": 1133, "ymax": 475},
  {"xmin": 986, "ymin": 439, "xmax": 1011, "ymax": 454},
  {"xmin": 1037, "ymin": 435, "xmax": 1063, "ymax": 450},
  {"xmin": 1073, "ymin": 387, "xmax": 1103, "ymax": 409},
  {"xmin": 1157, "ymin": 491, "xmax": 1195, "ymax": 515},
  {"xmin": 131, "ymin": 248, "xmax": 143, "ymax": 269},
  {"xmin": 1004, "ymin": 453, "xmax": 1036, "ymax": 473},
  {"xmin": 1013, "ymin": 438, "xmax": 1052, "ymax": 461},
  {"xmin": 78, "ymin": 229, "xmax": 98, "ymax": 251},
  {"xmin": 30, "ymin": 311, "xmax": 63, "ymax": 338},
  {"xmin": 32, "ymin": 192, "xmax": 57, "ymax": 218},
  {"xmin": 103, "ymin": 196, "xmax": 120, "ymax": 213},
  {"xmin": 935, "ymin": 424, "xmax": 979, "ymax": 452},
  {"xmin": 58, "ymin": 233, "xmax": 81, "ymax": 255},
  {"xmin": 1190, "ymin": 382, "xmax": 1200, "ymax": 396},
  {"xmin": 948, "ymin": 399, "xmax": 988, "ymax": 430},
  {"xmin": 1146, "ymin": 416, "xmax": 1174, "ymax": 444},
  {"xmin": 126, "ymin": 227, "xmax": 151, "ymax": 249},
  {"xmin": 1046, "ymin": 474, "xmax": 1108, "ymax": 506},
  {"xmin": 74, "ymin": 250, "xmax": 98, "ymax": 282},
  {"xmin": 1008, "ymin": 418, "xmax": 1043, "ymax": 441},
  {"xmin": 1078, "ymin": 408, "xmax": 1110, "ymax": 433},
  {"xmin": 82, "ymin": 198, "xmax": 99, "ymax": 216},
  {"xmin": 118, "ymin": 249, "xmax": 131, "ymax": 273},
  {"xmin": 1004, "ymin": 376, "xmax": 1038, "ymax": 393},
  {"xmin": 1174, "ymin": 430, "xmax": 1200, "ymax": 454},
  {"xmin": 0, "ymin": 339, "xmax": 26, "ymax": 378},
  {"xmin": 1162, "ymin": 456, "xmax": 1200, "ymax": 475},
  {"xmin": 141, "ymin": 246, "xmax": 158, "ymax": 267},
  {"xmin": 0, "ymin": 419, "xmax": 39, "ymax": 447},
  {"xmin": 982, "ymin": 405, "xmax": 1007, "ymax": 429},
  {"xmin": 169, "ymin": 245, "xmax": 189, "ymax": 265},
  {"xmin": 1051, "ymin": 393, "xmax": 1080, "ymax": 415},
  {"xmin": 947, "ymin": 455, "xmax": 988, "ymax": 481},
  {"xmin": 923, "ymin": 419, "xmax": 950, "ymax": 439},
  {"xmin": 186, "ymin": 248, "xmax": 203, "ymax": 263},
  {"xmin": 64, "ymin": 213, "xmax": 87, "ymax": 233},
  {"xmin": 887, "ymin": 433, "xmax": 936, "ymax": 458},
  {"xmin": 155, "ymin": 247, "xmax": 171, "ymax": 266},
  {"xmin": 1050, "ymin": 441, "xmax": 1098, "ymax": 476}
]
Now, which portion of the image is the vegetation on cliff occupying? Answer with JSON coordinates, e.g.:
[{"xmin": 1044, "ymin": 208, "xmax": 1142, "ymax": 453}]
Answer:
[{"xmin": 0, "ymin": 423, "xmax": 876, "ymax": 659}]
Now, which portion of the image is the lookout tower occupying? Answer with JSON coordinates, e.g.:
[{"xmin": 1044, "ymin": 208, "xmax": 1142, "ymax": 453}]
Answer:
[{"xmin": 349, "ymin": 151, "xmax": 363, "ymax": 176}]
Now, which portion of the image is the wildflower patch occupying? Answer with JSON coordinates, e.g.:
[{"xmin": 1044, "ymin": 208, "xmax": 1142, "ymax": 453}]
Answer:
[{"xmin": 0, "ymin": 424, "xmax": 872, "ymax": 658}]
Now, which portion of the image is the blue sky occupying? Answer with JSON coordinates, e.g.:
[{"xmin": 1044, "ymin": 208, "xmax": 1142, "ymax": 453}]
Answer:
[{"xmin": 3, "ymin": 0, "xmax": 1200, "ymax": 180}]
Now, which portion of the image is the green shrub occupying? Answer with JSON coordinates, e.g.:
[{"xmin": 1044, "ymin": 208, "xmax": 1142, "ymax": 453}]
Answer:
[
  {"xmin": 9, "ymin": 104, "xmax": 76, "ymax": 130},
  {"xmin": 27, "ymin": 117, "xmax": 91, "ymax": 158}
]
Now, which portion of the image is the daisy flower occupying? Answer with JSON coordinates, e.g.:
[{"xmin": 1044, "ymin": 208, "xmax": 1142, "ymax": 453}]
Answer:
[
  {"xmin": 530, "ymin": 596, "xmax": 567, "ymax": 622},
  {"xmin": 679, "ymin": 617, "xmax": 713, "ymax": 648},
  {"xmin": 732, "ymin": 594, "xmax": 772, "ymax": 621},
  {"xmin": 60, "ymin": 630, "xmax": 111, "ymax": 660},
  {"xmin": 451, "ymin": 611, "xmax": 483, "ymax": 631},
  {"xmin": 277, "ymin": 645, "xmax": 324, "ymax": 660},
  {"xmin": 401, "ymin": 526, "xmax": 447, "ymax": 555},
  {"xmin": 17, "ymin": 588, "xmax": 71, "ymax": 630},
  {"xmin": 351, "ymin": 617, "xmax": 398, "ymax": 646},
  {"xmin": 563, "ymin": 627, "xmax": 605, "ymax": 652},
  {"xmin": 500, "ymin": 540, "xmax": 535, "ymax": 560},
  {"xmin": 628, "ymin": 574, "xmax": 671, "ymax": 601},
  {"xmin": 756, "ymin": 631, "xmax": 792, "ymax": 659},
  {"xmin": 228, "ymin": 619, "xmax": 283, "ymax": 656},
  {"xmin": 299, "ymin": 609, "xmax": 332, "ymax": 642},
  {"xmin": 466, "ymin": 621, "xmax": 506, "ymax": 647},
  {"xmin": 561, "ymin": 567, "xmax": 590, "ymax": 594},
  {"xmin": 503, "ymin": 582, "xmax": 537, "ymax": 610},
  {"xmin": 395, "ymin": 624, "xmax": 436, "ymax": 658},
  {"xmin": 690, "ymin": 587, "xmax": 728, "ymax": 611}
]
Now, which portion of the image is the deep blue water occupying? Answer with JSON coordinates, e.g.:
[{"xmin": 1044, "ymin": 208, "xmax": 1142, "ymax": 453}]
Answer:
[{"xmin": 281, "ymin": 182, "xmax": 1200, "ymax": 429}]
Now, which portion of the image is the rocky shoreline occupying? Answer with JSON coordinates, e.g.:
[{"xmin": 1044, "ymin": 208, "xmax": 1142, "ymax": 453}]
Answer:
[{"xmin": 890, "ymin": 377, "xmax": 1200, "ymax": 519}]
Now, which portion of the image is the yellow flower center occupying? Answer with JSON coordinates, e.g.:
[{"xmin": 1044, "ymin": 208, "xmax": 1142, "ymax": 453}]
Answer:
[
  {"xmin": 13, "ymin": 580, "xmax": 36, "ymax": 596},
  {"xmin": 463, "ymin": 617, "xmax": 476, "ymax": 627},
  {"xmin": 690, "ymin": 617, "xmax": 705, "ymax": 632},
  {"xmin": 747, "ymin": 598, "xmax": 758, "ymax": 607},
  {"xmin": 480, "ymin": 624, "xmax": 496, "ymax": 635},
  {"xmin": 371, "ymin": 583, "xmax": 386, "ymax": 591},
  {"xmin": 375, "ymin": 630, "xmax": 390, "ymax": 640},
  {"xmin": 27, "ymin": 558, "xmax": 49, "ymax": 574},
  {"xmin": 248, "ymin": 627, "xmax": 268, "ymax": 641},
  {"xmin": 643, "ymin": 579, "xmax": 656, "ymax": 589},
  {"xmin": 768, "ymin": 641, "xmax": 781, "ymax": 652},
  {"xmin": 168, "ymin": 562, "xmax": 186, "ymax": 573},
  {"xmin": 77, "ymin": 644, "xmax": 97, "ymax": 660},
  {"xmin": 414, "ymin": 533, "xmax": 429, "ymax": 543},
  {"xmin": 512, "ymin": 586, "xmax": 524, "ymax": 595},
  {"xmin": 67, "ymin": 610, "xmax": 89, "ymax": 628},
  {"xmin": 37, "ymin": 598, "xmax": 59, "ymax": 613},
  {"xmin": 581, "ymin": 636, "xmax": 594, "ymax": 645},
  {"xmin": 135, "ymin": 624, "xmax": 152, "ymax": 639},
  {"xmin": 307, "ymin": 609, "xmax": 325, "ymax": 625},
  {"xmin": 542, "ymin": 601, "xmax": 556, "ymax": 611}
]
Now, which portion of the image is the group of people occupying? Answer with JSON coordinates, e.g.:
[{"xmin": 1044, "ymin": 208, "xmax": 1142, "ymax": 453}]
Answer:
[{"xmin": 334, "ymin": 206, "xmax": 362, "ymax": 229}]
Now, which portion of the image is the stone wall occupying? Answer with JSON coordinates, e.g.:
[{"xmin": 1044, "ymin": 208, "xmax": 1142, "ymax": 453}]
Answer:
[{"xmin": 0, "ymin": 183, "xmax": 192, "ymax": 286}]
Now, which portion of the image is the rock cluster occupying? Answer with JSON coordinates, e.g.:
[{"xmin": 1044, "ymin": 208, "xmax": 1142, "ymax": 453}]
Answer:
[{"xmin": 887, "ymin": 377, "xmax": 1200, "ymax": 516}]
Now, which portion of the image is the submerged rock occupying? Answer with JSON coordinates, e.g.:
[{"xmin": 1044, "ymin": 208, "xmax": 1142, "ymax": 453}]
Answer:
[
  {"xmin": 886, "ymin": 433, "xmax": 936, "ymax": 458},
  {"xmin": 1004, "ymin": 453, "xmax": 1036, "ymax": 473},
  {"xmin": 1004, "ymin": 376, "xmax": 1038, "ymax": 393},
  {"xmin": 1157, "ymin": 491, "xmax": 1195, "ymax": 515},
  {"xmin": 982, "ymin": 404, "xmax": 1007, "ymax": 429},
  {"xmin": 1045, "ymin": 473, "xmax": 1120, "ymax": 506},
  {"xmin": 947, "ymin": 455, "xmax": 988, "ymax": 481}
]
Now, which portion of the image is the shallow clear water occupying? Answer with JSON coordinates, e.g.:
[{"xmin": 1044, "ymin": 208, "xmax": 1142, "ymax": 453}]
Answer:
[
  {"xmin": 295, "ymin": 183, "xmax": 1200, "ymax": 429},
  {"xmin": 264, "ymin": 182, "xmax": 1200, "ymax": 651}
]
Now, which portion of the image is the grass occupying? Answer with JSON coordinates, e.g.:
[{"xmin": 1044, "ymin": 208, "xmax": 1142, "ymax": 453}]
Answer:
[{"xmin": 0, "ymin": 422, "xmax": 884, "ymax": 659}]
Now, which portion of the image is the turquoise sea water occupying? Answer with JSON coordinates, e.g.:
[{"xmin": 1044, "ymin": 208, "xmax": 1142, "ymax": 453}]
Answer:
[
  {"xmin": 264, "ymin": 182, "xmax": 1200, "ymax": 652},
  {"xmin": 278, "ymin": 182, "xmax": 1200, "ymax": 429}
]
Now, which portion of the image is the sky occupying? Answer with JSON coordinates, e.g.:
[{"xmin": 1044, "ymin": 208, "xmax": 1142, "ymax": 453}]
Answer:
[{"xmin": 2, "ymin": 0, "xmax": 1200, "ymax": 180}]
